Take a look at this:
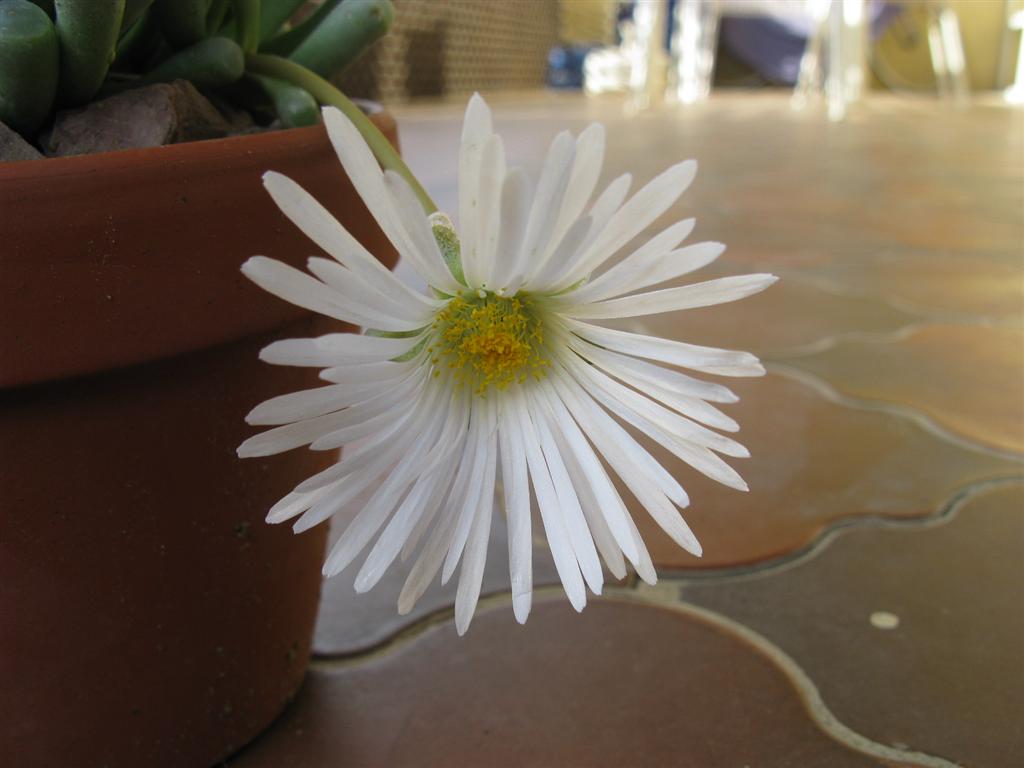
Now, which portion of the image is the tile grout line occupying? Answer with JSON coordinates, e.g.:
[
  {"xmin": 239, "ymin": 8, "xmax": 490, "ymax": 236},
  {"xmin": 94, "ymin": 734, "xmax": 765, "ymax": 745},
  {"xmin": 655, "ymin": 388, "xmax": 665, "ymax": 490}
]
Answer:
[
  {"xmin": 768, "ymin": 362, "xmax": 1024, "ymax": 461},
  {"xmin": 311, "ymin": 584, "xmax": 963, "ymax": 767},
  {"xmin": 601, "ymin": 590, "xmax": 965, "ymax": 768},
  {"xmin": 655, "ymin": 475, "xmax": 1024, "ymax": 585},
  {"xmin": 761, "ymin": 268, "xmax": 1023, "ymax": 328},
  {"xmin": 309, "ymin": 478, "xmax": 1023, "ymax": 665}
]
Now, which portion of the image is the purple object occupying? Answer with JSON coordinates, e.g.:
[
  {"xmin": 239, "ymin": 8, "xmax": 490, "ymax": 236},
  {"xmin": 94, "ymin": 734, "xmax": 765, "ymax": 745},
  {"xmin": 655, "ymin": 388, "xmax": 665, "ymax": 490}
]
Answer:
[{"xmin": 720, "ymin": 1, "xmax": 901, "ymax": 85}]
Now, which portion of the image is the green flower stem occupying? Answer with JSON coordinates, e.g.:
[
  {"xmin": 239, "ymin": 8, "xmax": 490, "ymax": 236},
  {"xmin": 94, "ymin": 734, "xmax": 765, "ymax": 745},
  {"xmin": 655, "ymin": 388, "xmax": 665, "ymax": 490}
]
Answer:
[{"xmin": 245, "ymin": 51, "xmax": 438, "ymax": 215}]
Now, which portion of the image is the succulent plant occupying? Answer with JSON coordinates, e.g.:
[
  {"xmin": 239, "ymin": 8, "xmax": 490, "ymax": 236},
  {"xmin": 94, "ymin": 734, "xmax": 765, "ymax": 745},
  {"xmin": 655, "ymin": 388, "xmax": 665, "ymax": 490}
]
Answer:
[{"xmin": 0, "ymin": 0, "xmax": 395, "ymax": 140}]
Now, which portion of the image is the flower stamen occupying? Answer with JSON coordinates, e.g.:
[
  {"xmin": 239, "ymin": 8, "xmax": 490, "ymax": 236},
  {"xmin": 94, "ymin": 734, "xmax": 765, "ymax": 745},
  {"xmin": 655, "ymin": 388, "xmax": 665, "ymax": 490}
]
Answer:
[{"xmin": 432, "ymin": 292, "xmax": 548, "ymax": 394}]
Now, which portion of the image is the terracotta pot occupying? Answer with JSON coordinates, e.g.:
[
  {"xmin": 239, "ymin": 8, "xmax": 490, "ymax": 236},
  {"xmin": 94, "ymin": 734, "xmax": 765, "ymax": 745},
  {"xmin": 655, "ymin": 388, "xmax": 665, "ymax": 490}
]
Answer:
[{"xmin": 0, "ymin": 114, "xmax": 399, "ymax": 767}]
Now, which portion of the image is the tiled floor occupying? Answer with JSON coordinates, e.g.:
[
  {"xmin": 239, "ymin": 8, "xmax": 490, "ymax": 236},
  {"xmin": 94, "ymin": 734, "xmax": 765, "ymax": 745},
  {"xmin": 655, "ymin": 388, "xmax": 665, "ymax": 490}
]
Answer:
[{"xmin": 228, "ymin": 93, "xmax": 1024, "ymax": 767}]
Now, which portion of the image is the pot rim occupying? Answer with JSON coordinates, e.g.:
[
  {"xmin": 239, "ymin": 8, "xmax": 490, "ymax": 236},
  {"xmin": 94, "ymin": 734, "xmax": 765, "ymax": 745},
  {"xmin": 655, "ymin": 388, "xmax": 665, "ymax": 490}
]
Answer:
[{"xmin": 0, "ymin": 108, "xmax": 400, "ymax": 390}]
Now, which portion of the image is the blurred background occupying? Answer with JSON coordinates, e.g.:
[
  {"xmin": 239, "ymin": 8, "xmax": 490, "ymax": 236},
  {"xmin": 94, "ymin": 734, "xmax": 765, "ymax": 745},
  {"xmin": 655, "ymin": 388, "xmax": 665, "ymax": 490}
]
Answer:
[{"xmin": 332, "ymin": 0, "xmax": 1024, "ymax": 109}]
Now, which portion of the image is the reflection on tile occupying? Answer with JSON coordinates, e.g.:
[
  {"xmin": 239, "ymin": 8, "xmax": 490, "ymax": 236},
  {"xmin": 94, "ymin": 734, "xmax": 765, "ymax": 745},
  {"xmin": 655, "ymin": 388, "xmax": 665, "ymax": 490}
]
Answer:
[
  {"xmin": 682, "ymin": 481, "xmax": 1024, "ymax": 768},
  {"xmin": 234, "ymin": 598, "xmax": 923, "ymax": 768},
  {"xmin": 785, "ymin": 324, "xmax": 1024, "ymax": 454},
  {"xmin": 313, "ymin": 513, "xmax": 560, "ymax": 656},
  {"xmin": 622, "ymin": 269, "xmax": 918, "ymax": 359},
  {"xmin": 397, "ymin": 95, "xmax": 1023, "ymax": 273},
  {"xmin": 624, "ymin": 374, "xmax": 1021, "ymax": 569},
  {"xmin": 811, "ymin": 251, "xmax": 1024, "ymax": 321}
]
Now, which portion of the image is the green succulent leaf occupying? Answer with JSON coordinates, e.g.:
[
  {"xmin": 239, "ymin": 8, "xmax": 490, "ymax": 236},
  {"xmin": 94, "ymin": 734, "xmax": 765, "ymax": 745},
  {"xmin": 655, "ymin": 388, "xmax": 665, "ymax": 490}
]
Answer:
[
  {"xmin": 0, "ymin": 0, "xmax": 58, "ymax": 136},
  {"xmin": 287, "ymin": 0, "xmax": 393, "ymax": 79},
  {"xmin": 258, "ymin": 0, "xmax": 304, "ymax": 41},
  {"xmin": 251, "ymin": 73, "xmax": 317, "ymax": 127},
  {"xmin": 152, "ymin": 0, "xmax": 210, "ymax": 48},
  {"xmin": 54, "ymin": 0, "xmax": 125, "ymax": 106},
  {"xmin": 139, "ymin": 35, "xmax": 244, "ymax": 88},
  {"xmin": 258, "ymin": 0, "xmax": 340, "ymax": 56}
]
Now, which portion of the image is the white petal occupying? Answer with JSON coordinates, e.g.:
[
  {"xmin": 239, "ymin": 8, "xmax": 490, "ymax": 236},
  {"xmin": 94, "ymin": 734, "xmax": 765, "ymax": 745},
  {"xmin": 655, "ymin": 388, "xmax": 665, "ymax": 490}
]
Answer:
[
  {"xmin": 306, "ymin": 256, "xmax": 433, "ymax": 326},
  {"xmin": 563, "ymin": 351, "xmax": 748, "ymax": 458},
  {"xmin": 398, "ymin": 387, "xmax": 468, "ymax": 561},
  {"xmin": 550, "ymin": 372, "xmax": 703, "ymax": 557},
  {"xmin": 594, "ymin": 240, "xmax": 724, "ymax": 301},
  {"xmin": 528, "ymin": 390, "xmax": 604, "ymax": 595},
  {"xmin": 498, "ymin": 400, "xmax": 532, "ymax": 623},
  {"xmin": 534, "ymin": 384, "xmax": 640, "ymax": 567},
  {"xmin": 566, "ymin": 318, "xmax": 766, "ymax": 377},
  {"xmin": 457, "ymin": 94, "xmax": 493, "ymax": 283},
  {"xmin": 549, "ymin": 371, "xmax": 688, "ymax": 506},
  {"xmin": 320, "ymin": 387, "xmax": 451, "ymax": 570},
  {"xmin": 546, "ymin": 123, "xmax": 605, "ymax": 259},
  {"xmin": 293, "ymin": 387, "xmax": 437, "ymax": 493},
  {"xmin": 317, "ymin": 357, "xmax": 423, "ymax": 385},
  {"xmin": 583, "ymin": 173, "xmax": 632, "ymax": 242},
  {"xmin": 397, "ymin": 431, "xmax": 477, "ymax": 613},
  {"xmin": 381, "ymin": 170, "xmax": 461, "ymax": 291},
  {"xmin": 635, "ymin": 383, "xmax": 739, "ymax": 432},
  {"xmin": 241, "ymin": 256, "xmax": 415, "ymax": 332},
  {"xmin": 552, "ymin": 417, "xmax": 627, "ymax": 580},
  {"xmin": 566, "ymin": 219, "xmax": 697, "ymax": 304},
  {"xmin": 442, "ymin": 401, "xmax": 497, "ymax": 585},
  {"xmin": 511, "ymin": 392, "xmax": 587, "ymax": 611},
  {"xmin": 265, "ymin": 483, "xmax": 336, "ymax": 524},
  {"xmin": 565, "ymin": 357, "xmax": 749, "ymax": 491},
  {"xmin": 245, "ymin": 360, "xmax": 422, "ymax": 426},
  {"xmin": 568, "ymin": 339, "xmax": 738, "ymax": 403},
  {"xmin": 538, "ymin": 172, "xmax": 630, "ymax": 291},
  {"xmin": 623, "ymin": 511, "xmax": 658, "ymax": 584},
  {"xmin": 238, "ymin": 408, "xmax": 368, "ymax": 457},
  {"xmin": 322, "ymin": 108, "xmax": 457, "ymax": 292},
  {"xmin": 566, "ymin": 274, "xmax": 778, "ymax": 320},
  {"xmin": 524, "ymin": 214, "xmax": 592, "ymax": 291},
  {"xmin": 505, "ymin": 131, "xmax": 576, "ymax": 291},
  {"xmin": 563, "ymin": 334, "xmax": 739, "ymax": 431},
  {"xmin": 488, "ymin": 168, "xmax": 533, "ymax": 291},
  {"xmin": 554, "ymin": 160, "xmax": 697, "ymax": 290},
  {"xmin": 465, "ymin": 134, "xmax": 506, "ymax": 288},
  {"xmin": 259, "ymin": 332, "xmax": 421, "ymax": 367},
  {"xmin": 261, "ymin": 171, "xmax": 439, "ymax": 312},
  {"xmin": 454, "ymin": 483, "xmax": 494, "ymax": 635},
  {"xmin": 354, "ymin": 471, "xmax": 444, "ymax": 593},
  {"xmin": 297, "ymin": 463, "xmax": 395, "ymax": 535}
]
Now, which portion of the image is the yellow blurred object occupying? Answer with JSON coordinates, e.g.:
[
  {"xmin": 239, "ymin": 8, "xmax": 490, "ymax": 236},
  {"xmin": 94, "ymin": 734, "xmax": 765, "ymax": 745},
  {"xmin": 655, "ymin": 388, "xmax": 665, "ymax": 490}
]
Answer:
[{"xmin": 874, "ymin": 0, "xmax": 1008, "ymax": 91}]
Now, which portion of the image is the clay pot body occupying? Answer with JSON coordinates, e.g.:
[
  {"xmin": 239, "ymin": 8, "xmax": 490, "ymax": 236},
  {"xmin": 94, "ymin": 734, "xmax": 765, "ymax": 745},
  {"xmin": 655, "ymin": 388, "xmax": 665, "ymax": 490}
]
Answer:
[{"xmin": 0, "ymin": 115, "xmax": 399, "ymax": 767}]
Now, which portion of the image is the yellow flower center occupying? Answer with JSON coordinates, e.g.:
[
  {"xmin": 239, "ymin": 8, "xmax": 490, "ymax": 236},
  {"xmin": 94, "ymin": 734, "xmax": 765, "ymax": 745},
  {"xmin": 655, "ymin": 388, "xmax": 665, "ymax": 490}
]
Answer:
[{"xmin": 432, "ymin": 292, "xmax": 548, "ymax": 394}]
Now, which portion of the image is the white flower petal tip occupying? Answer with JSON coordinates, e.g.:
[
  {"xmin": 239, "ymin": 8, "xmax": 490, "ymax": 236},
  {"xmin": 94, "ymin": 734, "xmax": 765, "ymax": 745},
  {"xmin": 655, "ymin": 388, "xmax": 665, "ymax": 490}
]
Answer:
[
  {"xmin": 637, "ymin": 566, "xmax": 658, "ymax": 585},
  {"xmin": 568, "ymin": 592, "xmax": 586, "ymax": 613},
  {"xmin": 512, "ymin": 593, "xmax": 532, "ymax": 624},
  {"xmin": 239, "ymin": 94, "xmax": 770, "ymax": 632}
]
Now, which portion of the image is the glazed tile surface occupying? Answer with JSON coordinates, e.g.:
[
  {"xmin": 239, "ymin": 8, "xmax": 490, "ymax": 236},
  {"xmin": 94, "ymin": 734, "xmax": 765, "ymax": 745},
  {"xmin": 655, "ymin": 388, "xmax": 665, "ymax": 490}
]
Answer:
[
  {"xmin": 784, "ymin": 324, "xmax": 1024, "ymax": 454},
  {"xmin": 234, "ymin": 599, "xmax": 928, "ymax": 768},
  {"xmin": 313, "ymin": 514, "xmax": 562, "ymax": 656},
  {"xmin": 620, "ymin": 267, "xmax": 920, "ymax": 359},
  {"xmin": 230, "ymin": 93, "xmax": 1023, "ymax": 767},
  {"xmin": 622, "ymin": 373, "xmax": 1021, "ymax": 569},
  {"xmin": 681, "ymin": 481, "xmax": 1024, "ymax": 768}
]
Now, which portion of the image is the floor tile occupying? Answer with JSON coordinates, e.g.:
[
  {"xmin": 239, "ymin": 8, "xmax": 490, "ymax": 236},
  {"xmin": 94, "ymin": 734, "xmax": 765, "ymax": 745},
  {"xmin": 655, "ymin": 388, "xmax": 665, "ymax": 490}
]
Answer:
[
  {"xmin": 231, "ymin": 598, "xmax": 924, "ymax": 768},
  {"xmin": 809, "ymin": 251, "xmax": 1024, "ymax": 322},
  {"xmin": 681, "ymin": 481, "xmax": 1024, "ymax": 768},
  {"xmin": 784, "ymin": 324, "xmax": 1024, "ymax": 454},
  {"xmin": 397, "ymin": 95, "xmax": 1023, "ymax": 273},
  {"xmin": 313, "ymin": 514, "xmax": 561, "ymax": 656},
  {"xmin": 624, "ymin": 373, "xmax": 1021, "ymax": 569}
]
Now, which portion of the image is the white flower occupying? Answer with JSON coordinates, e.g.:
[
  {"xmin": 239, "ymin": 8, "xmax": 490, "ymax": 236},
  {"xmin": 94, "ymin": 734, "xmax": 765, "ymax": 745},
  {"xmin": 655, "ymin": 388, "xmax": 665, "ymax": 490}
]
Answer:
[{"xmin": 239, "ymin": 95, "xmax": 776, "ymax": 635}]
